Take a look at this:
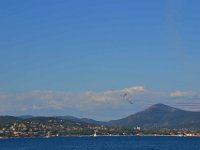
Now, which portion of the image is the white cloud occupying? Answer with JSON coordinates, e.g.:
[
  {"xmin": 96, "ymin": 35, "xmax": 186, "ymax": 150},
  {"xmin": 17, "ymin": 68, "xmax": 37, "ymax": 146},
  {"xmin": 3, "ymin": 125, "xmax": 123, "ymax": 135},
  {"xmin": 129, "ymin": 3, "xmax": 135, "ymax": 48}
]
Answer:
[
  {"xmin": 0, "ymin": 87, "xmax": 200, "ymax": 120},
  {"xmin": 170, "ymin": 91, "xmax": 197, "ymax": 97},
  {"xmin": 121, "ymin": 86, "xmax": 145, "ymax": 93},
  {"xmin": 0, "ymin": 86, "xmax": 145, "ymax": 116},
  {"xmin": 85, "ymin": 86, "xmax": 145, "ymax": 103}
]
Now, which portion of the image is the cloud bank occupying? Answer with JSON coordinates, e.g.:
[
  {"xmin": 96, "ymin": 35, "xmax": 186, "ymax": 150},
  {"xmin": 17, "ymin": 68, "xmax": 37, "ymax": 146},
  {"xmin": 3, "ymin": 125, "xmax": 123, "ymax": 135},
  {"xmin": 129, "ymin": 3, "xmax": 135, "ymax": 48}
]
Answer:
[
  {"xmin": 0, "ymin": 86, "xmax": 199, "ymax": 120},
  {"xmin": 170, "ymin": 91, "xmax": 197, "ymax": 97}
]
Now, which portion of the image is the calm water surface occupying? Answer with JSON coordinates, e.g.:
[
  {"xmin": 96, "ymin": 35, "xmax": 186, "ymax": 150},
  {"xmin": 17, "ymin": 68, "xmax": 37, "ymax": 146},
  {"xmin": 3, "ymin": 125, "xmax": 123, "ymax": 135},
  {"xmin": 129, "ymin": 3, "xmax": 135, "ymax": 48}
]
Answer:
[{"xmin": 0, "ymin": 136, "xmax": 200, "ymax": 150}]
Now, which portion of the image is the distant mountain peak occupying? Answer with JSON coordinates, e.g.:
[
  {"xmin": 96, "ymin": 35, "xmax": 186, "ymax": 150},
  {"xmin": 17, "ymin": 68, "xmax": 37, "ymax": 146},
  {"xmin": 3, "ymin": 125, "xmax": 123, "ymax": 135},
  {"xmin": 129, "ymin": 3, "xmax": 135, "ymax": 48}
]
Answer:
[
  {"xmin": 150, "ymin": 103, "xmax": 172, "ymax": 108},
  {"xmin": 152, "ymin": 103, "xmax": 168, "ymax": 107},
  {"xmin": 108, "ymin": 103, "xmax": 200, "ymax": 128},
  {"xmin": 146, "ymin": 103, "xmax": 179, "ymax": 112}
]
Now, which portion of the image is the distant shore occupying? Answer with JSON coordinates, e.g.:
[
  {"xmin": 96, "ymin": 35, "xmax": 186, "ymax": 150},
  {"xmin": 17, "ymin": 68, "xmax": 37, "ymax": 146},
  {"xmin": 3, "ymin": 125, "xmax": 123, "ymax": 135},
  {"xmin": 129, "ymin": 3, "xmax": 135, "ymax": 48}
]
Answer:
[{"xmin": 1, "ymin": 134, "xmax": 200, "ymax": 139}]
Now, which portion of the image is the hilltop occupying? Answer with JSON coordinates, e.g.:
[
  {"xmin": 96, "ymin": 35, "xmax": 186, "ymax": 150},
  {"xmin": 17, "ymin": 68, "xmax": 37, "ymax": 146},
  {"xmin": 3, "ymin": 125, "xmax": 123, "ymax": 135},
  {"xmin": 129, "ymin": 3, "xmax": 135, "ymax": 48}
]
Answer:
[{"xmin": 107, "ymin": 103, "xmax": 200, "ymax": 128}]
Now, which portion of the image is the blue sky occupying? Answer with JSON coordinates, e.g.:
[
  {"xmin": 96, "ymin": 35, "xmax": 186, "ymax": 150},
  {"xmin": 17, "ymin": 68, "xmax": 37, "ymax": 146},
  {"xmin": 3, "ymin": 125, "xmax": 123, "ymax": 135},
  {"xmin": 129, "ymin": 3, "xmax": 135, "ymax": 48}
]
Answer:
[{"xmin": 0, "ymin": 0, "xmax": 200, "ymax": 119}]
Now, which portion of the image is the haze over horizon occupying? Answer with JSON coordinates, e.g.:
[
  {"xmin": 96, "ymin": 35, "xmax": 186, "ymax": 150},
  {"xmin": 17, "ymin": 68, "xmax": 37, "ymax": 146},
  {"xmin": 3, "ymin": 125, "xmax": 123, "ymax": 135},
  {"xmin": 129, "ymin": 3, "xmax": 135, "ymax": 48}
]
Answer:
[{"xmin": 0, "ymin": 0, "xmax": 200, "ymax": 120}]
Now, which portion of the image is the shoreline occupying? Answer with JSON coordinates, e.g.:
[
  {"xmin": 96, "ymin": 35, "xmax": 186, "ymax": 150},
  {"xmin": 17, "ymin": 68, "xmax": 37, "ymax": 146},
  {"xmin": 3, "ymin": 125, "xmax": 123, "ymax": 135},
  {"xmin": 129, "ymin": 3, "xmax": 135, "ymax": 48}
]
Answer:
[{"xmin": 0, "ymin": 134, "xmax": 200, "ymax": 139}]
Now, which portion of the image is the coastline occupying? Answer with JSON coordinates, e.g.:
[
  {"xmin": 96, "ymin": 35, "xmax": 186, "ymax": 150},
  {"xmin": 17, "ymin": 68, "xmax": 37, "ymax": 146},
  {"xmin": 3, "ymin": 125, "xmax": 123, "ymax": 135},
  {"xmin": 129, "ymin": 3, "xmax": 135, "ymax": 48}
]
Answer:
[{"xmin": 0, "ymin": 134, "xmax": 200, "ymax": 139}]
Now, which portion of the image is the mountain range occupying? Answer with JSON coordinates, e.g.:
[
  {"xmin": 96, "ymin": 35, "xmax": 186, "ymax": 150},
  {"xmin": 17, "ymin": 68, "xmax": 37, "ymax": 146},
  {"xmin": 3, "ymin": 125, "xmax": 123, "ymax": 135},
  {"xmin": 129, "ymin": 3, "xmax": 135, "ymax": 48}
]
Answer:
[
  {"xmin": 107, "ymin": 103, "xmax": 200, "ymax": 128},
  {"xmin": 2, "ymin": 103, "xmax": 200, "ymax": 129}
]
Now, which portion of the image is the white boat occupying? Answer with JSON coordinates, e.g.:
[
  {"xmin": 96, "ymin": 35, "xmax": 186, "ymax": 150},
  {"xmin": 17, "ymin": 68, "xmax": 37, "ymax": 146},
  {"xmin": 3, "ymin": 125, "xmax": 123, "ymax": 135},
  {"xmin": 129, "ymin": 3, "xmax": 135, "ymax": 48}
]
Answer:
[
  {"xmin": 93, "ymin": 130, "xmax": 97, "ymax": 137},
  {"xmin": 93, "ymin": 132, "xmax": 97, "ymax": 137}
]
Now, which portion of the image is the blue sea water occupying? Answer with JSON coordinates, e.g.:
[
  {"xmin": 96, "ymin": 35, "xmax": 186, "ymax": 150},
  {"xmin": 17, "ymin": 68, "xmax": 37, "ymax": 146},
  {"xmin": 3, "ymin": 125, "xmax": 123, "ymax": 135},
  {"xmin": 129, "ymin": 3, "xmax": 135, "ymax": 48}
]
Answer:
[{"xmin": 0, "ymin": 136, "xmax": 200, "ymax": 150}]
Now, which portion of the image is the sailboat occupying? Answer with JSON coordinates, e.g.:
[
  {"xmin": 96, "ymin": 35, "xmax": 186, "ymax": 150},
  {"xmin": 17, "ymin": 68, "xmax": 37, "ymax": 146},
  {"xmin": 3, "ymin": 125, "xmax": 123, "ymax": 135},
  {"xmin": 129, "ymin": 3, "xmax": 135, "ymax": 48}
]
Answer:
[{"xmin": 93, "ymin": 130, "xmax": 97, "ymax": 137}]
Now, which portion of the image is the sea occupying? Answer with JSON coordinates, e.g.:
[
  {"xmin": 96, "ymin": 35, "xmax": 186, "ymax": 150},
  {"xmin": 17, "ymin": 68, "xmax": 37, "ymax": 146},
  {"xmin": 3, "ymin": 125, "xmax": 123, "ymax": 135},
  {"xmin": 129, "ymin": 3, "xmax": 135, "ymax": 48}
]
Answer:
[{"xmin": 0, "ymin": 136, "xmax": 200, "ymax": 150}]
